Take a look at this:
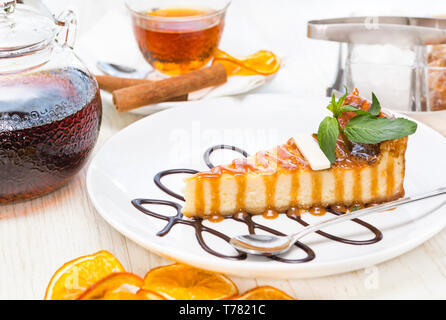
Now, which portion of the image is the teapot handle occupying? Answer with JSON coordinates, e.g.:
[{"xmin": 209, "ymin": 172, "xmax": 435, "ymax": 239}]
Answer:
[{"xmin": 55, "ymin": 9, "xmax": 78, "ymax": 49}]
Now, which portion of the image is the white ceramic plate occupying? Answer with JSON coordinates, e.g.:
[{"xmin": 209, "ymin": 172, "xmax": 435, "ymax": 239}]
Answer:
[{"xmin": 87, "ymin": 93, "xmax": 446, "ymax": 279}]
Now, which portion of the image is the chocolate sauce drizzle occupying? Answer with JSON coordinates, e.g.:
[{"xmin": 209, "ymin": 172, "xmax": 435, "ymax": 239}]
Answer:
[{"xmin": 132, "ymin": 145, "xmax": 383, "ymax": 264}]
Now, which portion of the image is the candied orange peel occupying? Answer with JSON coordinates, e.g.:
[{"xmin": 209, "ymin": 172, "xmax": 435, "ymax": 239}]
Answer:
[
  {"xmin": 44, "ymin": 250, "xmax": 125, "ymax": 300},
  {"xmin": 213, "ymin": 48, "xmax": 281, "ymax": 76},
  {"xmin": 142, "ymin": 263, "xmax": 238, "ymax": 300},
  {"xmin": 235, "ymin": 286, "xmax": 295, "ymax": 300}
]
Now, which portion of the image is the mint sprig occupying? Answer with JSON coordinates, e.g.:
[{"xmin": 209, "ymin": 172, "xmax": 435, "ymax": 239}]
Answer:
[
  {"xmin": 317, "ymin": 90, "xmax": 417, "ymax": 164},
  {"xmin": 344, "ymin": 116, "xmax": 418, "ymax": 145}
]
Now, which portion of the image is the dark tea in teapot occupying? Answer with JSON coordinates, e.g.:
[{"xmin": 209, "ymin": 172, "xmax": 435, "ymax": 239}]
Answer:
[{"xmin": 0, "ymin": 68, "xmax": 102, "ymax": 202}]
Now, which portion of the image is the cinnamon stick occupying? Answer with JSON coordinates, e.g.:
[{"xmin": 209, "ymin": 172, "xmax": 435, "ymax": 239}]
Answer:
[
  {"xmin": 96, "ymin": 75, "xmax": 152, "ymax": 92},
  {"xmin": 95, "ymin": 75, "xmax": 188, "ymax": 102},
  {"xmin": 112, "ymin": 63, "xmax": 228, "ymax": 113}
]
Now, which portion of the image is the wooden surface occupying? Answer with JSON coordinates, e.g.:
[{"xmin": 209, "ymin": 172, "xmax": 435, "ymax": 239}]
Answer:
[
  {"xmin": 1, "ymin": 100, "xmax": 446, "ymax": 300},
  {"xmin": 2, "ymin": 0, "xmax": 446, "ymax": 300}
]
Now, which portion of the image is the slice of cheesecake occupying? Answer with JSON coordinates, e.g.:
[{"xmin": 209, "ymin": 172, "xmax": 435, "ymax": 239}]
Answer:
[{"xmin": 182, "ymin": 92, "xmax": 409, "ymax": 218}]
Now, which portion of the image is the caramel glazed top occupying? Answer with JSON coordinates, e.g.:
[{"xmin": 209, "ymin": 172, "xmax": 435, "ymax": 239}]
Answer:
[{"xmin": 192, "ymin": 89, "xmax": 408, "ymax": 180}]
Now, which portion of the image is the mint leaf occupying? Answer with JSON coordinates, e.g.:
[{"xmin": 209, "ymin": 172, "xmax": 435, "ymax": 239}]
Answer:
[
  {"xmin": 369, "ymin": 93, "xmax": 381, "ymax": 116},
  {"xmin": 318, "ymin": 116, "xmax": 340, "ymax": 164},
  {"xmin": 327, "ymin": 94, "xmax": 338, "ymax": 116},
  {"xmin": 327, "ymin": 88, "xmax": 348, "ymax": 118},
  {"xmin": 336, "ymin": 90, "xmax": 348, "ymax": 110},
  {"xmin": 340, "ymin": 105, "xmax": 370, "ymax": 116},
  {"xmin": 344, "ymin": 115, "xmax": 417, "ymax": 144}
]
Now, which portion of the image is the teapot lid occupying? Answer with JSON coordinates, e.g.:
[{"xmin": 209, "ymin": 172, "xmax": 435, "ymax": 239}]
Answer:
[{"xmin": 0, "ymin": 1, "xmax": 55, "ymax": 57}]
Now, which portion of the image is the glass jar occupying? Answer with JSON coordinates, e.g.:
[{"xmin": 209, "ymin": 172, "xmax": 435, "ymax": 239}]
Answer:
[
  {"xmin": 0, "ymin": 0, "xmax": 102, "ymax": 203},
  {"xmin": 307, "ymin": 16, "xmax": 446, "ymax": 113},
  {"xmin": 345, "ymin": 43, "xmax": 446, "ymax": 112}
]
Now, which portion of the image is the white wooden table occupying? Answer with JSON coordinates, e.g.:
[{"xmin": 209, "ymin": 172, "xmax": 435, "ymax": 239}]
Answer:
[{"xmin": 1, "ymin": 0, "xmax": 446, "ymax": 300}]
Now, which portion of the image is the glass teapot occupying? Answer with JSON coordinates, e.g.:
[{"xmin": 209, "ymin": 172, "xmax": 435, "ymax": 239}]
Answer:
[{"xmin": 0, "ymin": 0, "xmax": 102, "ymax": 203}]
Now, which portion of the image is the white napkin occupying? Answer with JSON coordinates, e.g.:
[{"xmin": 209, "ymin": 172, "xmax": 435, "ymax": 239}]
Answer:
[{"xmin": 75, "ymin": 11, "xmax": 268, "ymax": 115}]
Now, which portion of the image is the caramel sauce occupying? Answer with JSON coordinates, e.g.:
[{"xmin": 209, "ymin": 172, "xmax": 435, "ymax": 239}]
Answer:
[
  {"xmin": 263, "ymin": 209, "xmax": 279, "ymax": 220},
  {"xmin": 209, "ymin": 178, "xmax": 220, "ymax": 215},
  {"xmin": 312, "ymin": 173, "xmax": 323, "ymax": 205},
  {"xmin": 196, "ymin": 136, "xmax": 376, "ymax": 182},
  {"xmin": 309, "ymin": 206, "xmax": 327, "ymax": 217},
  {"xmin": 197, "ymin": 158, "xmax": 258, "ymax": 178},
  {"xmin": 235, "ymin": 174, "xmax": 247, "ymax": 213},
  {"xmin": 370, "ymin": 165, "xmax": 379, "ymax": 198},
  {"xmin": 353, "ymin": 169, "xmax": 363, "ymax": 200},
  {"xmin": 274, "ymin": 143, "xmax": 309, "ymax": 170},
  {"xmin": 334, "ymin": 169, "xmax": 345, "ymax": 203},
  {"xmin": 195, "ymin": 177, "xmax": 205, "ymax": 215},
  {"xmin": 333, "ymin": 137, "xmax": 379, "ymax": 169},
  {"xmin": 208, "ymin": 215, "xmax": 224, "ymax": 223},
  {"xmin": 386, "ymin": 156, "xmax": 395, "ymax": 196},
  {"xmin": 263, "ymin": 173, "xmax": 278, "ymax": 210},
  {"xmin": 330, "ymin": 204, "xmax": 348, "ymax": 214},
  {"xmin": 289, "ymin": 172, "xmax": 300, "ymax": 206}
]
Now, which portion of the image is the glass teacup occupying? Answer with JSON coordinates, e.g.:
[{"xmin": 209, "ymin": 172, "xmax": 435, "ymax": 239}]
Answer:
[{"xmin": 125, "ymin": 0, "xmax": 231, "ymax": 76}]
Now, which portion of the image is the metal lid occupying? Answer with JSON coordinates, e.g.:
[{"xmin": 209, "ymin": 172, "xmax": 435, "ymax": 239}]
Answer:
[
  {"xmin": 0, "ymin": 1, "xmax": 55, "ymax": 57},
  {"xmin": 308, "ymin": 16, "xmax": 446, "ymax": 46}
]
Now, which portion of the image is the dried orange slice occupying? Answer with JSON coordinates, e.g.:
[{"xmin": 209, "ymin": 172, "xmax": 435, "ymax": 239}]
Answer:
[
  {"xmin": 44, "ymin": 251, "xmax": 125, "ymax": 300},
  {"xmin": 79, "ymin": 289, "xmax": 165, "ymax": 300},
  {"xmin": 213, "ymin": 49, "xmax": 281, "ymax": 76},
  {"xmin": 235, "ymin": 286, "xmax": 295, "ymax": 300},
  {"xmin": 78, "ymin": 273, "xmax": 144, "ymax": 300},
  {"xmin": 97, "ymin": 292, "xmax": 143, "ymax": 300},
  {"xmin": 137, "ymin": 289, "xmax": 166, "ymax": 300},
  {"xmin": 143, "ymin": 264, "xmax": 238, "ymax": 300}
]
